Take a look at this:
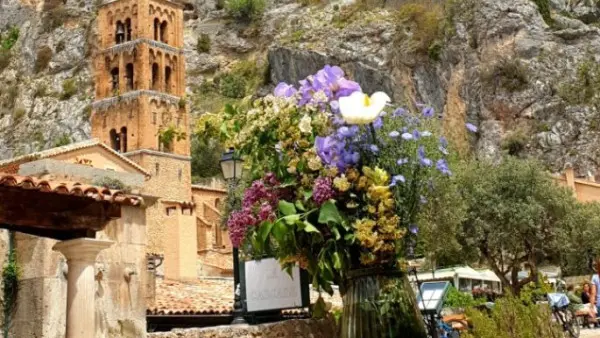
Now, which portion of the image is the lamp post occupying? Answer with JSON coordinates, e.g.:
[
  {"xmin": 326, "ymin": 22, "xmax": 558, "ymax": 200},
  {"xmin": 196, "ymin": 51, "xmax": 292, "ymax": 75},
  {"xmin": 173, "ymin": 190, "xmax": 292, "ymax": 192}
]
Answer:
[{"xmin": 220, "ymin": 147, "xmax": 247, "ymax": 325}]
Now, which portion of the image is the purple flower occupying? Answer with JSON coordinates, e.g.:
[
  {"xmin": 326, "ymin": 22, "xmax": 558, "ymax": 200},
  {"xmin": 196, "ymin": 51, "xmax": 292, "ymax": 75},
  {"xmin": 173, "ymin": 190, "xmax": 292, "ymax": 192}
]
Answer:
[
  {"xmin": 393, "ymin": 108, "xmax": 406, "ymax": 117},
  {"xmin": 258, "ymin": 202, "xmax": 275, "ymax": 222},
  {"xmin": 389, "ymin": 131, "xmax": 400, "ymax": 138},
  {"xmin": 341, "ymin": 150, "xmax": 360, "ymax": 165},
  {"xmin": 439, "ymin": 146, "xmax": 449, "ymax": 155},
  {"xmin": 422, "ymin": 107, "xmax": 434, "ymax": 118},
  {"xmin": 335, "ymin": 78, "xmax": 362, "ymax": 98},
  {"xmin": 390, "ymin": 175, "xmax": 406, "ymax": 187},
  {"xmin": 315, "ymin": 136, "xmax": 342, "ymax": 166},
  {"xmin": 228, "ymin": 208, "xmax": 258, "ymax": 248},
  {"xmin": 418, "ymin": 146, "xmax": 432, "ymax": 167},
  {"xmin": 330, "ymin": 100, "xmax": 340, "ymax": 113},
  {"xmin": 420, "ymin": 195, "xmax": 427, "ymax": 204},
  {"xmin": 412, "ymin": 129, "xmax": 421, "ymax": 140},
  {"xmin": 436, "ymin": 159, "xmax": 452, "ymax": 176},
  {"xmin": 466, "ymin": 123, "xmax": 478, "ymax": 133},
  {"xmin": 274, "ymin": 82, "xmax": 297, "ymax": 98},
  {"xmin": 439, "ymin": 136, "xmax": 448, "ymax": 148},
  {"xmin": 313, "ymin": 177, "xmax": 335, "ymax": 206},
  {"xmin": 409, "ymin": 224, "xmax": 419, "ymax": 235},
  {"xmin": 369, "ymin": 144, "xmax": 379, "ymax": 153},
  {"xmin": 337, "ymin": 126, "xmax": 359, "ymax": 138},
  {"xmin": 401, "ymin": 133, "xmax": 413, "ymax": 140},
  {"xmin": 397, "ymin": 158, "xmax": 408, "ymax": 165},
  {"xmin": 372, "ymin": 117, "xmax": 383, "ymax": 129}
]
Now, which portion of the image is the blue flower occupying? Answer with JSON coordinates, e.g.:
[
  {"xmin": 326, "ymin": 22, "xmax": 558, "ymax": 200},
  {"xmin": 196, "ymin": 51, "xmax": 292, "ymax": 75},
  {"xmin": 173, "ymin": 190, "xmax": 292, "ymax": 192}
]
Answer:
[
  {"xmin": 436, "ymin": 159, "xmax": 452, "ymax": 176},
  {"xmin": 401, "ymin": 133, "xmax": 413, "ymax": 140},
  {"xmin": 389, "ymin": 175, "xmax": 406, "ymax": 187},
  {"xmin": 420, "ymin": 195, "xmax": 427, "ymax": 204},
  {"xmin": 409, "ymin": 224, "xmax": 419, "ymax": 234},
  {"xmin": 412, "ymin": 129, "xmax": 421, "ymax": 140},
  {"xmin": 337, "ymin": 126, "xmax": 359, "ymax": 138},
  {"xmin": 439, "ymin": 136, "xmax": 448, "ymax": 148},
  {"xmin": 274, "ymin": 82, "xmax": 297, "ymax": 98},
  {"xmin": 439, "ymin": 146, "xmax": 449, "ymax": 155},
  {"xmin": 393, "ymin": 108, "xmax": 406, "ymax": 117},
  {"xmin": 422, "ymin": 107, "xmax": 434, "ymax": 118},
  {"xmin": 389, "ymin": 131, "xmax": 400, "ymax": 138},
  {"xmin": 466, "ymin": 123, "xmax": 478, "ymax": 133},
  {"xmin": 417, "ymin": 146, "xmax": 432, "ymax": 167},
  {"xmin": 372, "ymin": 117, "xmax": 383, "ymax": 129},
  {"xmin": 369, "ymin": 144, "xmax": 379, "ymax": 153},
  {"xmin": 397, "ymin": 158, "xmax": 409, "ymax": 165}
]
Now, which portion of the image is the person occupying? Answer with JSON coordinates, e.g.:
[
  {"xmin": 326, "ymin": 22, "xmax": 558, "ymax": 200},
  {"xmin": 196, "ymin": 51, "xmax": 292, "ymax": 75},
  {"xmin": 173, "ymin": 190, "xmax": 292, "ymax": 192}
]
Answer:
[
  {"xmin": 582, "ymin": 282, "xmax": 591, "ymax": 305},
  {"xmin": 591, "ymin": 259, "xmax": 600, "ymax": 321},
  {"xmin": 581, "ymin": 282, "xmax": 597, "ymax": 327}
]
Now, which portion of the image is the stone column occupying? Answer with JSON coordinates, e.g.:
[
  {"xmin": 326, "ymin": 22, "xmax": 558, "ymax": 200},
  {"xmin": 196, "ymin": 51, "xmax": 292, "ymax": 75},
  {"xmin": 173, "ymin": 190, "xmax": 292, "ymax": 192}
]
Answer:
[{"xmin": 53, "ymin": 238, "xmax": 114, "ymax": 338}]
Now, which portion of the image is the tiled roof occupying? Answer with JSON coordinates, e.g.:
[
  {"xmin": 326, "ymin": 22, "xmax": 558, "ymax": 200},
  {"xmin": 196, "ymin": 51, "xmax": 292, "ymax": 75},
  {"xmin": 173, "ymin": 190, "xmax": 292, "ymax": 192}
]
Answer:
[
  {"xmin": 147, "ymin": 278, "xmax": 343, "ymax": 315},
  {"xmin": 0, "ymin": 174, "xmax": 143, "ymax": 206},
  {"xmin": 0, "ymin": 139, "xmax": 150, "ymax": 176}
]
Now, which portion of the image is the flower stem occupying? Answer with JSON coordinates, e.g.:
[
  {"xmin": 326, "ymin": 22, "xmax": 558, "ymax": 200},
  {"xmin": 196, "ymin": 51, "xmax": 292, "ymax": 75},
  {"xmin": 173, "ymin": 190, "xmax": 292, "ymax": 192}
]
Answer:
[{"xmin": 369, "ymin": 123, "xmax": 378, "ymax": 147}]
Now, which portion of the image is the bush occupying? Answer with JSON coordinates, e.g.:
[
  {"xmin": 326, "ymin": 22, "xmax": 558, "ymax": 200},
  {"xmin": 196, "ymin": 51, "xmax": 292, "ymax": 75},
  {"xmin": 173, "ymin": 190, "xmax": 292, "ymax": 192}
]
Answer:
[
  {"xmin": 34, "ymin": 83, "xmax": 48, "ymax": 98},
  {"xmin": 481, "ymin": 58, "xmax": 528, "ymax": 92},
  {"xmin": 0, "ymin": 50, "xmax": 11, "ymax": 72},
  {"xmin": 444, "ymin": 286, "xmax": 483, "ymax": 309},
  {"xmin": 53, "ymin": 134, "xmax": 71, "ymax": 147},
  {"xmin": 34, "ymin": 46, "xmax": 53, "ymax": 73},
  {"xmin": 60, "ymin": 79, "xmax": 78, "ymax": 100},
  {"xmin": 531, "ymin": 0, "xmax": 552, "ymax": 25},
  {"xmin": 396, "ymin": 2, "xmax": 445, "ymax": 57},
  {"xmin": 225, "ymin": 0, "xmax": 265, "ymax": 22},
  {"xmin": 462, "ymin": 292, "xmax": 562, "ymax": 338},
  {"xmin": 93, "ymin": 177, "xmax": 130, "ymax": 192},
  {"xmin": 0, "ymin": 27, "xmax": 19, "ymax": 50},
  {"xmin": 218, "ymin": 72, "xmax": 247, "ymax": 98},
  {"xmin": 501, "ymin": 131, "xmax": 529, "ymax": 156},
  {"xmin": 12, "ymin": 107, "xmax": 26, "ymax": 121},
  {"xmin": 559, "ymin": 58, "xmax": 600, "ymax": 106},
  {"xmin": 196, "ymin": 33, "xmax": 211, "ymax": 54}
]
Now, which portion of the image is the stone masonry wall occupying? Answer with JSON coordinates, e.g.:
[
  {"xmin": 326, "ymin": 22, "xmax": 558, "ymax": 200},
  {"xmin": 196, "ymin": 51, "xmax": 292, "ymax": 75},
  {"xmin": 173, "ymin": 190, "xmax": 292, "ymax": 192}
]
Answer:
[{"xmin": 148, "ymin": 318, "xmax": 337, "ymax": 338}]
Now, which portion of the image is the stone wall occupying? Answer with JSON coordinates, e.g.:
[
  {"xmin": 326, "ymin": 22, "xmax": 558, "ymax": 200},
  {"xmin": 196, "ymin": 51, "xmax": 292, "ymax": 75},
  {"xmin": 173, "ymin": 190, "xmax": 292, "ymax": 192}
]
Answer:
[{"xmin": 148, "ymin": 318, "xmax": 337, "ymax": 338}]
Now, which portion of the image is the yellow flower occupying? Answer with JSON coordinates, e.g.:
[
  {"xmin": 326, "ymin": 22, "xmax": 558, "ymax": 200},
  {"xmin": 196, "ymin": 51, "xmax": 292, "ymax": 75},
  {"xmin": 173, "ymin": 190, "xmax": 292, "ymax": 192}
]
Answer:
[
  {"xmin": 326, "ymin": 166, "xmax": 339, "ymax": 177},
  {"xmin": 287, "ymin": 158, "xmax": 299, "ymax": 174},
  {"xmin": 357, "ymin": 176, "xmax": 368, "ymax": 190},
  {"xmin": 346, "ymin": 168, "xmax": 359, "ymax": 182},
  {"xmin": 360, "ymin": 252, "xmax": 377, "ymax": 265},
  {"xmin": 298, "ymin": 114, "xmax": 312, "ymax": 134},
  {"xmin": 308, "ymin": 156, "xmax": 323, "ymax": 171},
  {"xmin": 333, "ymin": 176, "xmax": 350, "ymax": 192},
  {"xmin": 339, "ymin": 91, "xmax": 391, "ymax": 125}
]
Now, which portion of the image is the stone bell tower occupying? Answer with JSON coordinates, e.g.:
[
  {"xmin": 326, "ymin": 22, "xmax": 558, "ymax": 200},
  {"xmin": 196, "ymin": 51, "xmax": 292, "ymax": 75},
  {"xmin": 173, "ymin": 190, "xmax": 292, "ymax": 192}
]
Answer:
[{"xmin": 92, "ymin": 0, "xmax": 198, "ymax": 281}]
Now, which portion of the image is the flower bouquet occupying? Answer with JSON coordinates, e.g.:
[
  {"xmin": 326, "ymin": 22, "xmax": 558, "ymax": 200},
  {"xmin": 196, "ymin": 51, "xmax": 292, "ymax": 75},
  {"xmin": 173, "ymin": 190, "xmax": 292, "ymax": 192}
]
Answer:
[{"xmin": 214, "ymin": 66, "xmax": 452, "ymax": 337}]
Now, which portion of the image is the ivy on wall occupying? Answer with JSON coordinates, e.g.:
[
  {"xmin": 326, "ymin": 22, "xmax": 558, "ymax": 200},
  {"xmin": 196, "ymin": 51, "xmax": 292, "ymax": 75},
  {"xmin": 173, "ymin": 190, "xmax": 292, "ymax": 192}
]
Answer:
[{"xmin": 2, "ymin": 232, "xmax": 19, "ymax": 338}]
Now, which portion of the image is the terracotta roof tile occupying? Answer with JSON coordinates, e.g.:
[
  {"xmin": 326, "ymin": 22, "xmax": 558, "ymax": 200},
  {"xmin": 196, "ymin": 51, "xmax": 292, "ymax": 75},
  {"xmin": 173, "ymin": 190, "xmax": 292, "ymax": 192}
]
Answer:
[
  {"xmin": 0, "ymin": 139, "xmax": 150, "ymax": 176},
  {"xmin": 148, "ymin": 278, "xmax": 343, "ymax": 316},
  {"xmin": 0, "ymin": 174, "xmax": 143, "ymax": 206}
]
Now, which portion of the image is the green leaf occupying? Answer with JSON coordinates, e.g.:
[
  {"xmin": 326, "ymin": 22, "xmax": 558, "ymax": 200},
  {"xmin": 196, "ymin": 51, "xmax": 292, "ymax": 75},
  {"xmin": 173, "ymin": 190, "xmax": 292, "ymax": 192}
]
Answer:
[
  {"xmin": 318, "ymin": 201, "xmax": 343, "ymax": 225},
  {"xmin": 303, "ymin": 190, "xmax": 313, "ymax": 201},
  {"xmin": 295, "ymin": 200, "xmax": 306, "ymax": 212},
  {"xmin": 283, "ymin": 214, "xmax": 300, "ymax": 225},
  {"xmin": 279, "ymin": 200, "xmax": 297, "ymax": 216},
  {"xmin": 302, "ymin": 221, "xmax": 321, "ymax": 234},
  {"xmin": 333, "ymin": 252, "xmax": 342, "ymax": 270},
  {"xmin": 344, "ymin": 233, "xmax": 355, "ymax": 244},
  {"xmin": 272, "ymin": 220, "xmax": 286, "ymax": 243},
  {"xmin": 258, "ymin": 221, "xmax": 275, "ymax": 243},
  {"xmin": 331, "ymin": 227, "xmax": 341, "ymax": 240}
]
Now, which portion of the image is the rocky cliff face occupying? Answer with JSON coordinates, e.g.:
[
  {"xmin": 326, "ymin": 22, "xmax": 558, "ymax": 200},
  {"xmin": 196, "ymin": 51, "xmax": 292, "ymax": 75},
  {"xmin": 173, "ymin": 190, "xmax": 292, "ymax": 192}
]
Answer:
[{"xmin": 2, "ymin": 0, "xmax": 600, "ymax": 175}]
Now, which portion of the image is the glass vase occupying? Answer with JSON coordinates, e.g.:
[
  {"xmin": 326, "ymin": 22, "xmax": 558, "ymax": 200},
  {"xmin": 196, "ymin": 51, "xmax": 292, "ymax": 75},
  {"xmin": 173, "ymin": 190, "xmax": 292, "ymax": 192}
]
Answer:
[{"xmin": 340, "ymin": 267, "xmax": 428, "ymax": 338}]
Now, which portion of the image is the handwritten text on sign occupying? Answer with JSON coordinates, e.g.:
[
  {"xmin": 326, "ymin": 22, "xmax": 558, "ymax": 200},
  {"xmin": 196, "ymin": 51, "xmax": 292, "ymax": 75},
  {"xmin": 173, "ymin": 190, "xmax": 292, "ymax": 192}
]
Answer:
[{"xmin": 245, "ymin": 258, "xmax": 303, "ymax": 312}]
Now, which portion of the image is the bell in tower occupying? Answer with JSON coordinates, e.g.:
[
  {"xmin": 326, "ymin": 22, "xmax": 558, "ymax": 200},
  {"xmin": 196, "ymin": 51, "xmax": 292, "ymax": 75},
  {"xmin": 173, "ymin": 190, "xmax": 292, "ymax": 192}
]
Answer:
[{"xmin": 116, "ymin": 22, "xmax": 125, "ymax": 44}]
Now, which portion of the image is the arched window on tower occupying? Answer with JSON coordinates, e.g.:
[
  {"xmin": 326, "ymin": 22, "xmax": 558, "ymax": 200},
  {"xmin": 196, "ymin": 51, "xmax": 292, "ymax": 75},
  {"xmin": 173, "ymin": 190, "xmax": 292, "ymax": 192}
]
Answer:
[
  {"xmin": 125, "ymin": 18, "xmax": 132, "ymax": 41},
  {"xmin": 115, "ymin": 21, "xmax": 125, "ymax": 44},
  {"xmin": 153, "ymin": 18, "xmax": 160, "ymax": 41},
  {"xmin": 120, "ymin": 127, "xmax": 128, "ymax": 152},
  {"xmin": 125, "ymin": 63, "xmax": 134, "ymax": 91},
  {"xmin": 165, "ymin": 66, "xmax": 172, "ymax": 93},
  {"xmin": 151, "ymin": 63, "xmax": 159, "ymax": 90},
  {"xmin": 160, "ymin": 21, "xmax": 168, "ymax": 43},
  {"xmin": 111, "ymin": 67, "xmax": 119, "ymax": 94},
  {"xmin": 109, "ymin": 129, "xmax": 120, "ymax": 152}
]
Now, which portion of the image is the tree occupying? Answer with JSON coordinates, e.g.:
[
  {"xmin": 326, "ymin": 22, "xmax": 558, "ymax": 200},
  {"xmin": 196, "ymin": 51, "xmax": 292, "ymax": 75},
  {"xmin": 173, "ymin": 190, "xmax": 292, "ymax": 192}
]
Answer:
[
  {"xmin": 560, "ymin": 201, "xmax": 600, "ymax": 276},
  {"xmin": 455, "ymin": 157, "xmax": 577, "ymax": 294},
  {"xmin": 190, "ymin": 134, "xmax": 223, "ymax": 182}
]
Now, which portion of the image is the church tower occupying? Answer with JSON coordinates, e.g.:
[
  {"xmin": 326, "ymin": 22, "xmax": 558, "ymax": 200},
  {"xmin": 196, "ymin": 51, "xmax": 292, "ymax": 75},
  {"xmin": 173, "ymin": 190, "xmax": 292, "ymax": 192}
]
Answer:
[{"xmin": 93, "ymin": 0, "xmax": 197, "ymax": 281}]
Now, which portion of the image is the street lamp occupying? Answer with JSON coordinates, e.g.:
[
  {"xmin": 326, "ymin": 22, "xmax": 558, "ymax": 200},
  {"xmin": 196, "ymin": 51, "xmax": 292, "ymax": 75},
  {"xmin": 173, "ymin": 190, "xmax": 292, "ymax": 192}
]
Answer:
[{"xmin": 220, "ymin": 147, "xmax": 247, "ymax": 325}]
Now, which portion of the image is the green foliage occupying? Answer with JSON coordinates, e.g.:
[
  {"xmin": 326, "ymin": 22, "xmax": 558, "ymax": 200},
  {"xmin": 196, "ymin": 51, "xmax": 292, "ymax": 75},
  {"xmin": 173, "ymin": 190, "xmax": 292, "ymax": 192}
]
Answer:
[
  {"xmin": 501, "ymin": 130, "xmax": 529, "ymax": 156},
  {"xmin": 454, "ymin": 157, "xmax": 578, "ymax": 294},
  {"xmin": 12, "ymin": 107, "xmax": 26, "ymax": 122},
  {"xmin": 463, "ymin": 292, "xmax": 562, "ymax": 338},
  {"xmin": 225, "ymin": 0, "xmax": 265, "ymax": 22},
  {"xmin": 559, "ymin": 57, "xmax": 600, "ymax": 106},
  {"xmin": 93, "ymin": 177, "xmax": 130, "ymax": 192},
  {"xmin": 34, "ymin": 46, "xmax": 53, "ymax": 73},
  {"xmin": 481, "ymin": 58, "xmax": 529, "ymax": 92},
  {"xmin": 444, "ymin": 286, "xmax": 483, "ymax": 308},
  {"xmin": 0, "ymin": 50, "xmax": 11, "ymax": 72},
  {"xmin": 0, "ymin": 27, "xmax": 19, "ymax": 51},
  {"xmin": 60, "ymin": 79, "xmax": 78, "ymax": 100},
  {"xmin": 560, "ymin": 201, "xmax": 600, "ymax": 276},
  {"xmin": 2, "ymin": 241, "xmax": 19, "ymax": 338},
  {"xmin": 191, "ymin": 135, "xmax": 223, "ymax": 180},
  {"xmin": 218, "ymin": 72, "xmax": 247, "ymax": 98},
  {"xmin": 53, "ymin": 134, "xmax": 72, "ymax": 147},
  {"xmin": 531, "ymin": 0, "xmax": 553, "ymax": 26},
  {"xmin": 34, "ymin": 83, "xmax": 48, "ymax": 98},
  {"xmin": 157, "ymin": 125, "xmax": 186, "ymax": 151},
  {"xmin": 216, "ymin": 0, "xmax": 226, "ymax": 10},
  {"xmin": 82, "ymin": 104, "xmax": 92, "ymax": 119},
  {"xmin": 395, "ymin": 2, "xmax": 445, "ymax": 58},
  {"xmin": 196, "ymin": 33, "xmax": 211, "ymax": 54},
  {"xmin": 216, "ymin": 60, "xmax": 266, "ymax": 98}
]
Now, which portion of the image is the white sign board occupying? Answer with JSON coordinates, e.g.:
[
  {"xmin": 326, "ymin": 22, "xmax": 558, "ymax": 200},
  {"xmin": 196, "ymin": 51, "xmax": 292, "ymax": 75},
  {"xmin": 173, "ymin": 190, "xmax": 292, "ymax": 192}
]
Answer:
[{"xmin": 244, "ymin": 258, "xmax": 303, "ymax": 312}]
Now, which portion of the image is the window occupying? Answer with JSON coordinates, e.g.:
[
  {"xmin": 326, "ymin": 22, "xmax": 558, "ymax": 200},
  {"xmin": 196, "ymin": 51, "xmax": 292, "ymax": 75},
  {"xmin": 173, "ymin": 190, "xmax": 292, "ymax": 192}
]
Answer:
[
  {"xmin": 152, "ymin": 112, "xmax": 157, "ymax": 124},
  {"xmin": 151, "ymin": 63, "xmax": 159, "ymax": 90},
  {"xmin": 120, "ymin": 127, "xmax": 128, "ymax": 152},
  {"xmin": 115, "ymin": 21, "xmax": 125, "ymax": 44},
  {"xmin": 125, "ymin": 63, "xmax": 134, "ymax": 91},
  {"xmin": 111, "ymin": 67, "xmax": 119, "ymax": 93},
  {"xmin": 166, "ymin": 206, "xmax": 176, "ymax": 216},
  {"xmin": 153, "ymin": 18, "xmax": 160, "ymax": 41},
  {"xmin": 165, "ymin": 66, "xmax": 171, "ymax": 93},
  {"xmin": 160, "ymin": 21, "xmax": 168, "ymax": 43},
  {"xmin": 109, "ymin": 129, "xmax": 120, "ymax": 152},
  {"xmin": 125, "ymin": 18, "xmax": 132, "ymax": 41}
]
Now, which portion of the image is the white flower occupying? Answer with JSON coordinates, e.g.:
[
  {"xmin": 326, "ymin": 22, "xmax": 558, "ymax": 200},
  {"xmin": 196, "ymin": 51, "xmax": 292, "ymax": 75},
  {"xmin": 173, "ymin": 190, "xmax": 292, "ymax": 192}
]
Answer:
[
  {"xmin": 299, "ymin": 114, "xmax": 312, "ymax": 134},
  {"xmin": 339, "ymin": 91, "xmax": 391, "ymax": 125}
]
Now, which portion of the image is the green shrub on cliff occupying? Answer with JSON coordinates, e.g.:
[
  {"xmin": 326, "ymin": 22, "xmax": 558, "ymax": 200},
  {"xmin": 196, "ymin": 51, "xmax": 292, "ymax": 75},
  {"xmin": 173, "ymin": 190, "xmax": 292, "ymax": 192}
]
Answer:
[{"xmin": 225, "ymin": 0, "xmax": 265, "ymax": 22}]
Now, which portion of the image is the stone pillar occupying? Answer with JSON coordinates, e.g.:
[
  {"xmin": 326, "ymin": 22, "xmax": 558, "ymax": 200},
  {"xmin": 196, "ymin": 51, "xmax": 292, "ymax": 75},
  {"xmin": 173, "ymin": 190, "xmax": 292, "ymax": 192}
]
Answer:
[
  {"xmin": 53, "ymin": 238, "xmax": 114, "ymax": 338},
  {"xmin": 119, "ymin": 53, "xmax": 126, "ymax": 94}
]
